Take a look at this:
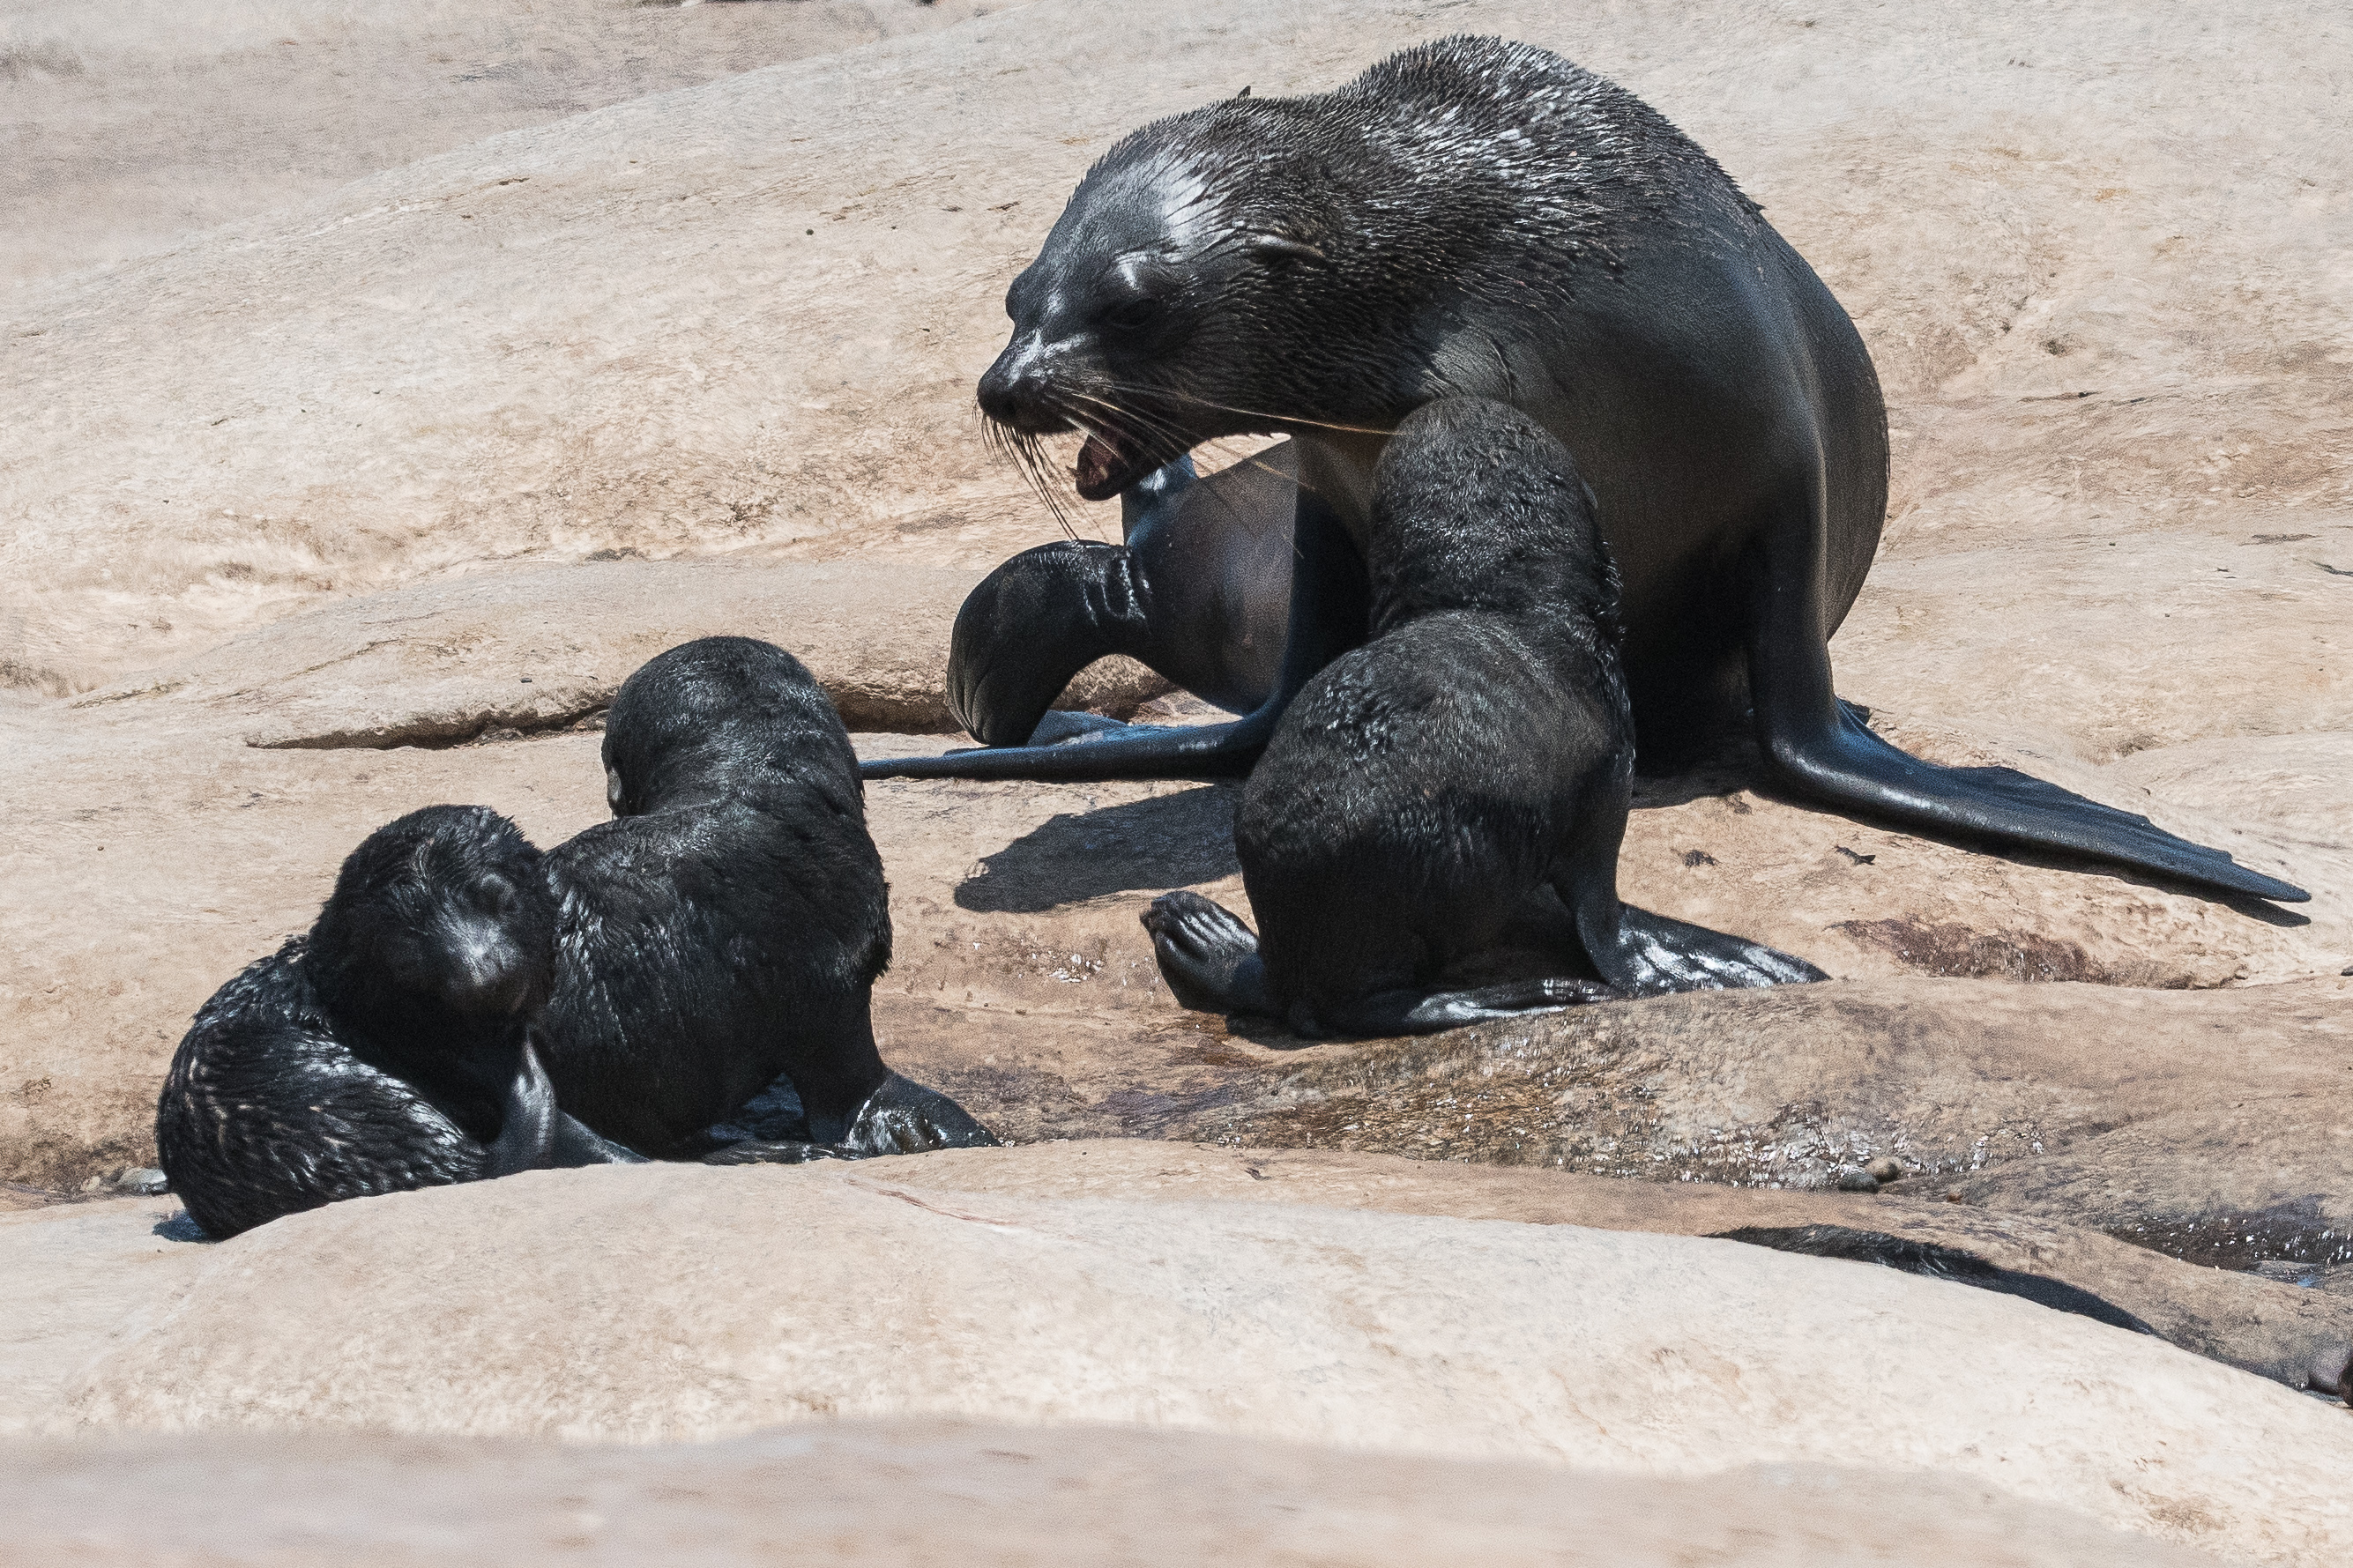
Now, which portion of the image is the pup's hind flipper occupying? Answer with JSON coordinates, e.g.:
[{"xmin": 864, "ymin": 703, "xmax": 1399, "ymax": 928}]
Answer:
[
  {"xmin": 1578, "ymin": 900, "xmax": 1828, "ymax": 997},
  {"xmin": 1143, "ymin": 890, "xmax": 1277, "ymax": 1015}
]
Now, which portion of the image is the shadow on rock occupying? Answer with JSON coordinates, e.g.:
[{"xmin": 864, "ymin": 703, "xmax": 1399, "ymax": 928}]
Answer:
[{"xmin": 954, "ymin": 787, "xmax": 1241, "ymax": 913}]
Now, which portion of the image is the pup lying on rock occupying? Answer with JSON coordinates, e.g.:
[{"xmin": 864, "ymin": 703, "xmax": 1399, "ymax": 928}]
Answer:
[{"xmin": 156, "ymin": 806, "xmax": 641, "ymax": 1240}]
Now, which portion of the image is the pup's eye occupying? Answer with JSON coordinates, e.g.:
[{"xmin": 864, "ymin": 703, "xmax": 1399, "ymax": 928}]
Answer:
[
  {"xmin": 1102, "ymin": 296, "xmax": 1162, "ymax": 332},
  {"xmin": 477, "ymin": 875, "xmax": 521, "ymax": 916}
]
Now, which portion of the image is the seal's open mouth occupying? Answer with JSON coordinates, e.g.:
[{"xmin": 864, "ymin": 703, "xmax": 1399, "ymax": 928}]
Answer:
[{"xmin": 1073, "ymin": 427, "xmax": 1156, "ymax": 502}]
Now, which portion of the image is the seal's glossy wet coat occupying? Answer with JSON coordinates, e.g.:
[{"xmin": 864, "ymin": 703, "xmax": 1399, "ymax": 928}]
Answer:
[
  {"xmin": 156, "ymin": 806, "xmax": 632, "ymax": 1239},
  {"xmin": 947, "ymin": 445, "xmax": 1296, "ymax": 744},
  {"xmin": 539, "ymin": 636, "xmax": 994, "ymax": 1158},
  {"xmin": 1145, "ymin": 400, "xmax": 1823, "ymax": 1038},
  {"xmin": 875, "ymin": 35, "xmax": 2303, "ymax": 907}
]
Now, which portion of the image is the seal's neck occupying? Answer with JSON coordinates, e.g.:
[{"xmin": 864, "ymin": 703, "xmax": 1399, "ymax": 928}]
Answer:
[{"xmin": 1292, "ymin": 431, "xmax": 1389, "ymax": 550}]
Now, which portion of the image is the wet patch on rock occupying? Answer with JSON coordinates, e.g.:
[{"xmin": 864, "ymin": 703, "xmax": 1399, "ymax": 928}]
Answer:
[{"xmin": 1835, "ymin": 917, "xmax": 2139, "ymax": 984}]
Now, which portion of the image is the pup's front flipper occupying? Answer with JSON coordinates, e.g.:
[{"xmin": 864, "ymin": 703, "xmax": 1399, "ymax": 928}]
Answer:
[
  {"xmin": 550, "ymin": 1111, "xmax": 647, "ymax": 1166},
  {"xmin": 1309, "ymin": 977, "xmax": 1613, "ymax": 1038},
  {"xmin": 1143, "ymin": 890, "xmax": 1277, "ymax": 1015},
  {"xmin": 837, "ymin": 1073, "xmax": 1001, "ymax": 1156},
  {"xmin": 1574, "ymin": 895, "xmax": 1828, "ymax": 997},
  {"xmin": 485, "ymin": 1037, "xmax": 561, "ymax": 1177}
]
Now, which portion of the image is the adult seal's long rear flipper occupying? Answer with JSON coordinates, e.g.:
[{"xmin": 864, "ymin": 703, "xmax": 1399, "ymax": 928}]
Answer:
[{"xmin": 1762, "ymin": 702, "xmax": 2308, "ymax": 904}]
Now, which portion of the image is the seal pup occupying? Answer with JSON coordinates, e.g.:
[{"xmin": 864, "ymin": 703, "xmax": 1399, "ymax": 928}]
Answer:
[
  {"xmin": 155, "ymin": 806, "xmax": 640, "ymax": 1241},
  {"xmin": 537, "ymin": 636, "xmax": 996, "ymax": 1159},
  {"xmin": 948, "ymin": 442, "xmax": 1295, "ymax": 746},
  {"xmin": 1143, "ymin": 399, "xmax": 1824, "ymax": 1037},
  {"xmin": 872, "ymin": 35, "xmax": 2304, "ymax": 906}
]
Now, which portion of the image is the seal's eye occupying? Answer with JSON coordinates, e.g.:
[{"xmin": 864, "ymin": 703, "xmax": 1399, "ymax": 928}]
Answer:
[
  {"xmin": 476, "ymin": 874, "xmax": 521, "ymax": 918},
  {"xmin": 1101, "ymin": 296, "xmax": 1162, "ymax": 334}
]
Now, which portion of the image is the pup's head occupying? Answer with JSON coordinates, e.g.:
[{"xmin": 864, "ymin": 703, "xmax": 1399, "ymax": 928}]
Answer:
[{"xmin": 309, "ymin": 805, "xmax": 555, "ymax": 1026}]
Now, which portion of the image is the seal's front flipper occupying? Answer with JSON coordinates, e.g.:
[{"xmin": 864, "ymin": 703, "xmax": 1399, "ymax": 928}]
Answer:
[
  {"xmin": 1024, "ymin": 710, "xmax": 1152, "ymax": 746},
  {"xmin": 1143, "ymin": 890, "xmax": 1276, "ymax": 1015},
  {"xmin": 946, "ymin": 539, "xmax": 1151, "ymax": 747},
  {"xmin": 485, "ymin": 1037, "xmax": 561, "ymax": 1177},
  {"xmin": 837, "ymin": 1073, "xmax": 1000, "ymax": 1156},
  {"xmin": 865, "ymin": 484, "xmax": 1365, "ymax": 784},
  {"xmin": 702, "ymin": 1139, "xmax": 850, "ymax": 1165},
  {"xmin": 549, "ymin": 1111, "xmax": 647, "ymax": 1167},
  {"xmin": 1578, "ymin": 902, "xmax": 1828, "ymax": 997},
  {"xmin": 1311, "ymin": 977, "xmax": 1612, "ymax": 1037}
]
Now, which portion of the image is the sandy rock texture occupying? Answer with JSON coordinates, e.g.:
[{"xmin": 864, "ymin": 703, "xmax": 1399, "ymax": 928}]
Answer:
[
  {"xmin": 10, "ymin": 1160, "xmax": 2349, "ymax": 1564},
  {"xmin": 0, "ymin": 1423, "xmax": 2223, "ymax": 1568},
  {"xmin": 68, "ymin": 559, "xmax": 1165, "ymax": 747},
  {"xmin": 909, "ymin": 1141, "xmax": 2353, "ymax": 1397},
  {"xmin": 0, "ymin": 0, "xmax": 997, "ymax": 287}
]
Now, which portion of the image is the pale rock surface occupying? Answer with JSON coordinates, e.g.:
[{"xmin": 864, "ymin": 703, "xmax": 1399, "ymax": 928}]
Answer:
[
  {"xmin": 909, "ymin": 1141, "xmax": 2353, "ymax": 1395},
  {"xmin": 18, "ymin": 1162, "xmax": 2353, "ymax": 1564},
  {"xmin": 0, "ymin": 0, "xmax": 998, "ymax": 287},
  {"xmin": 7, "ymin": 0, "xmax": 2351, "ymax": 1193},
  {"xmin": 0, "ymin": 1422, "xmax": 2223, "ymax": 1568},
  {"xmin": 66, "ymin": 559, "xmax": 1165, "ymax": 745}
]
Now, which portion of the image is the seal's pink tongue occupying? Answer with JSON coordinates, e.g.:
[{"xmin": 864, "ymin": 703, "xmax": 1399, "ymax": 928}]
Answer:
[{"xmin": 1074, "ymin": 432, "xmax": 1128, "ymax": 502}]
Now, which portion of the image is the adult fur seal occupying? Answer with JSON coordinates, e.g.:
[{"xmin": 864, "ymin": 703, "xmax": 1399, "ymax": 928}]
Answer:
[
  {"xmin": 870, "ymin": 36, "xmax": 2304, "ymax": 906},
  {"xmin": 1144, "ymin": 398, "xmax": 1824, "ymax": 1037},
  {"xmin": 155, "ymin": 806, "xmax": 640, "ymax": 1241},
  {"xmin": 537, "ymin": 636, "xmax": 997, "ymax": 1160},
  {"xmin": 948, "ymin": 442, "xmax": 1294, "ymax": 743}
]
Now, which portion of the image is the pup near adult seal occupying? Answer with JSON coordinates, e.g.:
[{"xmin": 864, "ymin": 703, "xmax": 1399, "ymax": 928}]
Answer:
[
  {"xmin": 537, "ymin": 636, "xmax": 996, "ymax": 1159},
  {"xmin": 1146, "ymin": 398, "xmax": 1823, "ymax": 1037},
  {"xmin": 875, "ymin": 35, "xmax": 2304, "ymax": 907},
  {"xmin": 156, "ymin": 806, "xmax": 641, "ymax": 1240}
]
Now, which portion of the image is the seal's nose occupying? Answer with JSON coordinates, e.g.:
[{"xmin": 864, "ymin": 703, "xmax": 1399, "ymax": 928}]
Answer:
[
  {"xmin": 977, "ymin": 334, "xmax": 1060, "ymax": 432},
  {"xmin": 436, "ymin": 920, "xmax": 533, "ymax": 1016}
]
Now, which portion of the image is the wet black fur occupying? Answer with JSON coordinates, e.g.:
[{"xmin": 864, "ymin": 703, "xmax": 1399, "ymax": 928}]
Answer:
[
  {"xmin": 875, "ymin": 35, "xmax": 2304, "ymax": 906},
  {"xmin": 155, "ymin": 806, "xmax": 630, "ymax": 1240},
  {"xmin": 1144, "ymin": 400, "xmax": 1823, "ymax": 1037},
  {"xmin": 536, "ymin": 636, "xmax": 994, "ymax": 1156},
  {"xmin": 946, "ymin": 448, "xmax": 1295, "ymax": 746}
]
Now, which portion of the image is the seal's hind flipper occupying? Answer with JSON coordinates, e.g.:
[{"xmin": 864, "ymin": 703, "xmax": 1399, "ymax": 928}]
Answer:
[
  {"xmin": 1311, "ymin": 977, "xmax": 1613, "ymax": 1037},
  {"xmin": 1575, "ymin": 897, "xmax": 1828, "ymax": 997},
  {"xmin": 1773, "ymin": 702, "xmax": 2307, "ymax": 904},
  {"xmin": 1143, "ymin": 890, "xmax": 1277, "ymax": 1015}
]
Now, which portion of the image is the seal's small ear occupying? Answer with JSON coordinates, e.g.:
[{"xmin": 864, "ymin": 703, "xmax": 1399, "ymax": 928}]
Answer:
[
  {"xmin": 1234, "ymin": 85, "xmax": 1252, "ymax": 98},
  {"xmin": 1245, "ymin": 234, "xmax": 1326, "ymax": 265}
]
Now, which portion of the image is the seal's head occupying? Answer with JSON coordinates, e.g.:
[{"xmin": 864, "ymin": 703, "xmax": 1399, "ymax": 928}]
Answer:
[
  {"xmin": 975, "ymin": 38, "xmax": 1660, "ymax": 502},
  {"xmin": 977, "ymin": 94, "xmax": 1429, "ymax": 501},
  {"xmin": 600, "ymin": 635, "xmax": 856, "ymax": 817},
  {"xmin": 309, "ymin": 805, "xmax": 555, "ymax": 1029}
]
